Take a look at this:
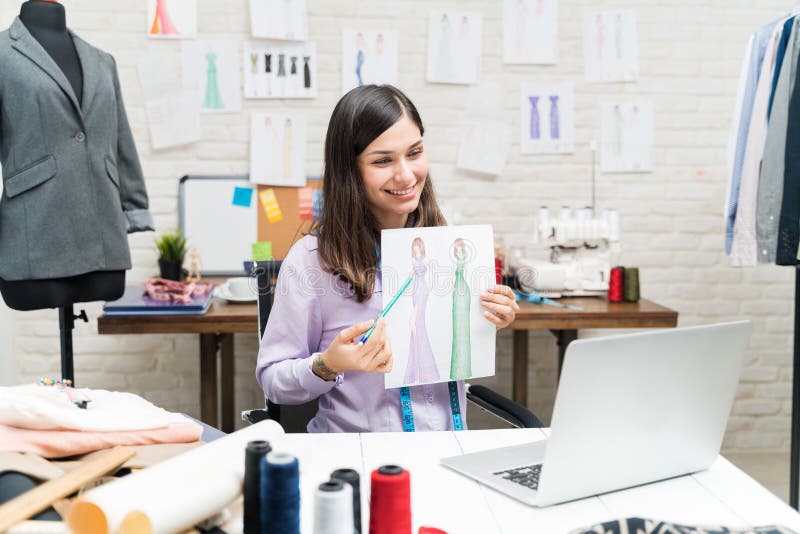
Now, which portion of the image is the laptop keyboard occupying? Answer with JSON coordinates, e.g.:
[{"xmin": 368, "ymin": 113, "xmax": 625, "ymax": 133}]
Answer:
[{"xmin": 493, "ymin": 464, "xmax": 543, "ymax": 491}]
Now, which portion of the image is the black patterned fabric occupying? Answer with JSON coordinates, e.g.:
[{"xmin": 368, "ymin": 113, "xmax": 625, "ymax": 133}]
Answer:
[{"xmin": 570, "ymin": 517, "xmax": 798, "ymax": 534}]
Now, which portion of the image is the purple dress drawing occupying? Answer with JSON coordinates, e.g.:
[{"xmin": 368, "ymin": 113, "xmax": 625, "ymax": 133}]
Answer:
[
  {"xmin": 549, "ymin": 95, "xmax": 560, "ymax": 139},
  {"xmin": 404, "ymin": 246, "xmax": 440, "ymax": 385},
  {"xmin": 529, "ymin": 96, "xmax": 541, "ymax": 139}
]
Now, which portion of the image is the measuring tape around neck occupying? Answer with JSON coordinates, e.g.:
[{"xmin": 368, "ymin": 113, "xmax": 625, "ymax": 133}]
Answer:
[{"xmin": 399, "ymin": 381, "xmax": 463, "ymax": 432}]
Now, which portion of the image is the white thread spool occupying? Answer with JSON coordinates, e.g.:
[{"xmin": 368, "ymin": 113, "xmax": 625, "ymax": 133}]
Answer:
[{"xmin": 313, "ymin": 480, "xmax": 354, "ymax": 534}]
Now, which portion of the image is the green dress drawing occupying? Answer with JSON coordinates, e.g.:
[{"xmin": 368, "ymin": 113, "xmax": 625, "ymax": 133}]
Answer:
[
  {"xmin": 203, "ymin": 52, "xmax": 224, "ymax": 110},
  {"xmin": 450, "ymin": 244, "xmax": 472, "ymax": 380}
]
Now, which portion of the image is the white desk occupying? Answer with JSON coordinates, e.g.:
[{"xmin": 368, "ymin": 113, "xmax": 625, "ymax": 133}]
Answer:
[{"xmin": 281, "ymin": 428, "xmax": 800, "ymax": 534}]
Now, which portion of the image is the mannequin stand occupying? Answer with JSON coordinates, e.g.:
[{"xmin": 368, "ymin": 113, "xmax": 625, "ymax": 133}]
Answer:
[{"xmin": 58, "ymin": 305, "xmax": 88, "ymax": 384}]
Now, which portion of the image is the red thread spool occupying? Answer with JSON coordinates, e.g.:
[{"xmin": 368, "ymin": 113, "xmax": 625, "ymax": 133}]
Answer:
[
  {"xmin": 608, "ymin": 266, "xmax": 625, "ymax": 302},
  {"xmin": 418, "ymin": 528, "xmax": 448, "ymax": 534},
  {"xmin": 494, "ymin": 257, "xmax": 503, "ymax": 284},
  {"xmin": 369, "ymin": 465, "xmax": 411, "ymax": 534}
]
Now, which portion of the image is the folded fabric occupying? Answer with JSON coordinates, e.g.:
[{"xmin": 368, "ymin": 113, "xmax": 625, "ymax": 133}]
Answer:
[
  {"xmin": 144, "ymin": 278, "xmax": 215, "ymax": 303},
  {"xmin": 0, "ymin": 385, "xmax": 189, "ymax": 432},
  {"xmin": 570, "ymin": 517, "xmax": 798, "ymax": 534},
  {"xmin": 0, "ymin": 422, "xmax": 203, "ymax": 459}
]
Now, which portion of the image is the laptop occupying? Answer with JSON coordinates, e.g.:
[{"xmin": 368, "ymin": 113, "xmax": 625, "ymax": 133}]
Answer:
[{"xmin": 441, "ymin": 321, "xmax": 752, "ymax": 507}]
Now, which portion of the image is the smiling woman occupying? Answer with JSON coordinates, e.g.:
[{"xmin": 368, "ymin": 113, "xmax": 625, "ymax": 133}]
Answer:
[{"xmin": 255, "ymin": 84, "xmax": 519, "ymax": 433}]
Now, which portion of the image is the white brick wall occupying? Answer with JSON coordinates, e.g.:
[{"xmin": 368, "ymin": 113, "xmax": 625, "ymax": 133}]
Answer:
[{"xmin": 1, "ymin": 0, "xmax": 797, "ymax": 452}]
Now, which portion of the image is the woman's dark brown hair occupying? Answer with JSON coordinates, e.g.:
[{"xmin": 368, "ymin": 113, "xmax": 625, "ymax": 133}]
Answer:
[{"xmin": 313, "ymin": 85, "xmax": 446, "ymax": 302}]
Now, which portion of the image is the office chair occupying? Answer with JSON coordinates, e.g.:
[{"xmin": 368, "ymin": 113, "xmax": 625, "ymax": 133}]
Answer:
[{"xmin": 242, "ymin": 260, "xmax": 543, "ymax": 432}]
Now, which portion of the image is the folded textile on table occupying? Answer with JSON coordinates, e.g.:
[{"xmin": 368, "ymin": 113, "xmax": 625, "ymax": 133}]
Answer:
[
  {"xmin": 0, "ymin": 385, "xmax": 190, "ymax": 432},
  {"xmin": 570, "ymin": 517, "xmax": 798, "ymax": 534},
  {"xmin": 144, "ymin": 277, "xmax": 216, "ymax": 303},
  {"xmin": 0, "ymin": 422, "xmax": 203, "ymax": 459}
]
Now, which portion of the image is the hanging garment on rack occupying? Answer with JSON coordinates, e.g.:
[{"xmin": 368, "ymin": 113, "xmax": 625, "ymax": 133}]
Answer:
[
  {"xmin": 779, "ymin": 42, "xmax": 800, "ymax": 265},
  {"xmin": 725, "ymin": 17, "xmax": 784, "ymax": 255},
  {"xmin": 758, "ymin": 18, "xmax": 800, "ymax": 263},
  {"xmin": 731, "ymin": 20, "xmax": 787, "ymax": 266},
  {"xmin": 768, "ymin": 17, "xmax": 796, "ymax": 119}
]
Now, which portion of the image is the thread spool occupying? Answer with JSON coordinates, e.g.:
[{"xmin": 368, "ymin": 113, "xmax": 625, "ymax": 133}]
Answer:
[
  {"xmin": 608, "ymin": 266, "xmax": 624, "ymax": 303},
  {"xmin": 330, "ymin": 468, "xmax": 361, "ymax": 533},
  {"xmin": 313, "ymin": 480, "xmax": 354, "ymax": 534},
  {"xmin": 418, "ymin": 529, "xmax": 448, "ymax": 534},
  {"xmin": 369, "ymin": 465, "xmax": 411, "ymax": 534},
  {"xmin": 623, "ymin": 267, "xmax": 640, "ymax": 302},
  {"xmin": 244, "ymin": 440, "xmax": 271, "ymax": 534},
  {"xmin": 260, "ymin": 452, "xmax": 300, "ymax": 534}
]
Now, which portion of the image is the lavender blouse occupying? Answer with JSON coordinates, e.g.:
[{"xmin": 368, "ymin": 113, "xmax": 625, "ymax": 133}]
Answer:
[{"xmin": 255, "ymin": 235, "xmax": 467, "ymax": 433}]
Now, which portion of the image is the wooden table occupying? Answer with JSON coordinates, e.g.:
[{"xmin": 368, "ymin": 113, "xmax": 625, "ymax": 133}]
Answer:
[
  {"xmin": 98, "ymin": 297, "xmax": 677, "ymax": 431},
  {"xmin": 98, "ymin": 299, "xmax": 257, "ymax": 433},
  {"xmin": 511, "ymin": 297, "xmax": 679, "ymax": 406}
]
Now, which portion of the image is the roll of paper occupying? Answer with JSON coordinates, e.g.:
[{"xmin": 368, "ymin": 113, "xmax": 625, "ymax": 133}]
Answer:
[{"xmin": 67, "ymin": 420, "xmax": 285, "ymax": 534}]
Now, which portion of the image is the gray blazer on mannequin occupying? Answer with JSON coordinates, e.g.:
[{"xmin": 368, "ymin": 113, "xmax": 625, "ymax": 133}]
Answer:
[{"xmin": 0, "ymin": 17, "xmax": 154, "ymax": 281}]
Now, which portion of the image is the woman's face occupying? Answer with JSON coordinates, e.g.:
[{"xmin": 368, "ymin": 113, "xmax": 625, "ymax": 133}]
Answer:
[{"xmin": 357, "ymin": 114, "xmax": 428, "ymax": 230}]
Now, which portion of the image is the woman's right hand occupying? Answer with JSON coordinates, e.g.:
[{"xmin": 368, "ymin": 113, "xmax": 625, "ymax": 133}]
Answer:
[{"xmin": 312, "ymin": 318, "xmax": 393, "ymax": 380}]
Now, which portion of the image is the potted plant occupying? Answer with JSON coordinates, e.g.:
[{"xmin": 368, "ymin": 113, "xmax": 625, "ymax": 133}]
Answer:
[{"xmin": 155, "ymin": 230, "xmax": 188, "ymax": 281}]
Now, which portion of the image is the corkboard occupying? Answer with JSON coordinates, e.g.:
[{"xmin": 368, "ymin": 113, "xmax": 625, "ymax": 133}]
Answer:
[{"xmin": 256, "ymin": 179, "xmax": 322, "ymax": 259}]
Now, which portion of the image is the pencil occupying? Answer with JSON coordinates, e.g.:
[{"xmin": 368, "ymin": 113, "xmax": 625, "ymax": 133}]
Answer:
[{"xmin": 358, "ymin": 274, "xmax": 413, "ymax": 345}]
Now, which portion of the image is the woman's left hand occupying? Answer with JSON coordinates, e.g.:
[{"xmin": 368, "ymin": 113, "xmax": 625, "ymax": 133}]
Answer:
[{"xmin": 481, "ymin": 285, "xmax": 519, "ymax": 330}]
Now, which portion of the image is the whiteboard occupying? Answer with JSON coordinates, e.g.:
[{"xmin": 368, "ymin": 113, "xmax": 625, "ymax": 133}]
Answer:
[{"xmin": 179, "ymin": 175, "xmax": 257, "ymax": 275}]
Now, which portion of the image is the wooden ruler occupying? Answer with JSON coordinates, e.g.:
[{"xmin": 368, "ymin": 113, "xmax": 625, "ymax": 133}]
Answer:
[{"xmin": 0, "ymin": 446, "xmax": 135, "ymax": 532}]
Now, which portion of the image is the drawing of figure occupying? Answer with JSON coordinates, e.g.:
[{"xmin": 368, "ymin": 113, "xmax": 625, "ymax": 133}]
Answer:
[
  {"xmin": 450, "ymin": 238, "xmax": 472, "ymax": 380},
  {"xmin": 283, "ymin": 118, "xmax": 293, "ymax": 181},
  {"xmin": 203, "ymin": 51, "xmax": 224, "ymax": 110},
  {"xmin": 595, "ymin": 13, "xmax": 604, "ymax": 61},
  {"xmin": 404, "ymin": 238, "xmax": 440, "ymax": 385},
  {"xmin": 528, "ymin": 96, "xmax": 541, "ymax": 139},
  {"xmin": 150, "ymin": 0, "xmax": 180, "ymax": 35},
  {"xmin": 283, "ymin": 0, "xmax": 295, "ymax": 39},
  {"xmin": 355, "ymin": 32, "xmax": 367, "ymax": 86},
  {"xmin": 263, "ymin": 117, "xmax": 281, "ymax": 179},
  {"xmin": 536, "ymin": 0, "xmax": 545, "ymax": 15},
  {"xmin": 549, "ymin": 95, "xmax": 560, "ymax": 139},
  {"xmin": 614, "ymin": 104, "xmax": 623, "ymax": 156},
  {"xmin": 515, "ymin": 0, "xmax": 528, "ymax": 61},
  {"xmin": 615, "ymin": 13, "xmax": 623, "ymax": 60},
  {"xmin": 277, "ymin": 54, "xmax": 286, "ymax": 77},
  {"xmin": 250, "ymin": 52, "xmax": 259, "ymax": 74},
  {"xmin": 303, "ymin": 56, "xmax": 311, "ymax": 89},
  {"xmin": 290, "ymin": 56, "xmax": 298, "ymax": 75},
  {"xmin": 457, "ymin": 15, "xmax": 472, "ymax": 80},
  {"xmin": 264, "ymin": 53, "xmax": 273, "ymax": 96},
  {"xmin": 436, "ymin": 13, "xmax": 453, "ymax": 81},
  {"xmin": 376, "ymin": 33, "xmax": 385, "ymax": 55}
]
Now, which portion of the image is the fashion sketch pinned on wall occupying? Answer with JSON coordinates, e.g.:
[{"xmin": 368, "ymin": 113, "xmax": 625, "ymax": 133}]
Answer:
[
  {"xmin": 249, "ymin": 113, "xmax": 307, "ymax": 187},
  {"xmin": 243, "ymin": 42, "xmax": 317, "ymax": 99},
  {"xmin": 137, "ymin": 51, "xmax": 200, "ymax": 150},
  {"xmin": 181, "ymin": 41, "xmax": 241, "ymax": 113},
  {"xmin": 341, "ymin": 30, "xmax": 398, "ymax": 93},
  {"xmin": 426, "ymin": 10, "xmax": 482, "ymax": 85},
  {"xmin": 600, "ymin": 101, "xmax": 653, "ymax": 173},
  {"xmin": 381, "ymin": 225, "xmax": 496, "ymax": 389},
  {"xmin": 249, "ymin": 0, "xmax": 308, "ymax": 40},
  {"xmin": 503, "ymin": 0, "xmax": 558, "ymax": 64},
  {"xmin": 583, "ymin": 10, "xmax": 638, "ymax": 83},
  {"xmin": 519, "ymin": 83, "xmax": 574, "ymax": 154},
  {"xmin": 456, "ymin": 83, "xmax": 510, "ymax": 175},
  {"xmin": 147, "ymin": 0, "xmax": 197, "ymax": 39}
]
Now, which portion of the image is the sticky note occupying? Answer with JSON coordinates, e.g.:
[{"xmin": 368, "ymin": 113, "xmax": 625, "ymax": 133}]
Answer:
[
  {"xmin": 232, "ymin": 186, "xmax": 253, "ymax": 208},
  {"xmin": 312, "ymin": 189, "xmax": 323, "ymax": 220},
  {"xmin": 252, "ymin": 241, "xmax": 273, "ymax": 261},
  {"xmin": 298, "ymin": 187, "xmax": 314, "ymax": 220},
  {"xmin": 259, "ymin": 188, "xmax": 283, "ymax": 223}
]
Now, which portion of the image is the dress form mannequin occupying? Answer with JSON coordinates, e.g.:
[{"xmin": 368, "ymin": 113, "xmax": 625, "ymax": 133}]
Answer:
[{"xmin": 0, "ymin": 0, "xmax": 125, "ymax": 314}]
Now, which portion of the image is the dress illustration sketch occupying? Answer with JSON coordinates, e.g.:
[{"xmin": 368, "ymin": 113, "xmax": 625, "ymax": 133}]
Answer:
[
  {"xmin": 404, "ymin": 238, "xmax": 440, "ymax": 385},
  {"xmin": 355, "ymin": 33, "xmax": 366, "ymax": 86},
  {"xmin": 435, "ymin": 13, "xmax": 453, "ymax": 81},
  {"xmin": 203, "ymin": 52, "xmax": 224, "ymax": 110},
  {"xmin": 150, "ymin": 0, "xmax": 179, "ymax": 35},
  {"xmin": 529, "ymin": 96, "xmax": 541, "ymax": 139},
  {"xmin": 283, "ymin": 118, "xmax": 293, "ymax": 181},
  {"xmin": 549, "ymin": 95, "xmax": 560, "ymax": 139},
  {"xmin": 450, "ymin": 238, "xmax": 472, "ymax": 380},
  {"xmin": 614, "ymin": 105, "xmax": 623, "ymax": 156}
]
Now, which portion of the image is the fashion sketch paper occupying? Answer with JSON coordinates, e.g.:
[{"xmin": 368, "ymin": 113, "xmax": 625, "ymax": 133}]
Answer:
[
  {"xmin": 583, "ymin": 10, "xmax": 639, "ymax": 83},
  {"xmin": 250, "ymin": 0, "xmax": 308, "ymax": 40},
  {"xmin": 503, "ymin": 0, "xmax": 558, "ymax": 64},
  {"xmin": 520, "ymin": 83, "xmax": 575, "ymax": 154},
  {"xmin": 600, "ymin": 101, "xmax": 653, "ymax": 173},
  {"xmin": 147, "ymin": 0, "xmax": 197, "ymax": 39},
  {"xmin": 181, "ymin": 41, "xmax": 241, "ymax": 113},
  {"xmin": 341, "ymin": 29, "xmax": 399, "ymax": 93},
  {"xmin": 382, "ymin": 225, "xmax": 496, "ymax": 389},
  {"xmin": 249, "ymin": 113, "xmax": 307, "ymax": 186},
  {"xmin": 426, "ymin": 10, "xmax": 482, "ymax": 85}
]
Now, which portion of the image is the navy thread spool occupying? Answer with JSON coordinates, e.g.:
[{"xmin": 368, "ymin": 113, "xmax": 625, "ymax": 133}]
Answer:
[
  {"xmin": 260, "ymin": 452, "xmax": 300, "ymax": 534},
  {"xmin": 244, "ymin": 440, "xmax": 272, "ymax": 534},
  {"xmin": 330, "ymin": 468, "xmax": 361, "ymax": 533}
]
